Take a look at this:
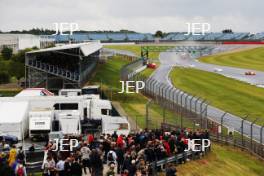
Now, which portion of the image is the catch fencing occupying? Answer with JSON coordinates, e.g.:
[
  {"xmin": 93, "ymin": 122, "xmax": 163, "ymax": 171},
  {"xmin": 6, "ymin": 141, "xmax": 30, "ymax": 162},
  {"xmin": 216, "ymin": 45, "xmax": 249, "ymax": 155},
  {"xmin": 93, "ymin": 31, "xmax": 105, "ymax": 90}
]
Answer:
[{"xmin": 120, "ymin": 58, "xmax": 264, "ymax": 159}]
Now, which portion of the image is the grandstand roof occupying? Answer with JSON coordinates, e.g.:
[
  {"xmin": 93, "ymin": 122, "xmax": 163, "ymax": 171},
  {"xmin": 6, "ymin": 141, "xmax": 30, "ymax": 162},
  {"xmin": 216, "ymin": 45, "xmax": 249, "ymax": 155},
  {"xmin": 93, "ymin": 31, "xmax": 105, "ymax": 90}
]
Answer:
[{"xmin": 27, "ymin": 42, "xmax": 102, "ymax": 56}]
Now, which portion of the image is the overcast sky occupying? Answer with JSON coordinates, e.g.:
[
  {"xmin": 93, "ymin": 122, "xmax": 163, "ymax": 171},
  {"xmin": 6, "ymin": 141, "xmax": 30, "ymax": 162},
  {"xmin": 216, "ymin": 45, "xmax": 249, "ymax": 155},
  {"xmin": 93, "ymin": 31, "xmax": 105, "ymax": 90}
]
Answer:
[{"xmin": 0, "ymin": 0, "xmax": 263, "ymax": 33}]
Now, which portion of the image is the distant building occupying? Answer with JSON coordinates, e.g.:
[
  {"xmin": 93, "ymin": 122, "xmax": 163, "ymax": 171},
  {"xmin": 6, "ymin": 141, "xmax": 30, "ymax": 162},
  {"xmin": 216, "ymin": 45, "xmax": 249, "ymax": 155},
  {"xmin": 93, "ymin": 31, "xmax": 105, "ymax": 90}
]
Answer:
[{"xmin": 0, "ymin": 34, "xmax": 55, "ymax": 53}]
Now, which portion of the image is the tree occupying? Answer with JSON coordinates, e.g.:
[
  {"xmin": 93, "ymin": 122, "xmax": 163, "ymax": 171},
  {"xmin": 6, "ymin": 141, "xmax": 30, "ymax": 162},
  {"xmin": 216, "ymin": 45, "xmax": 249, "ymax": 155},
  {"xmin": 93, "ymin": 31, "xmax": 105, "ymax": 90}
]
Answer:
[
  {"xmin": 0, "ymin": 71, "xmax": 10, "ymax": 84},
  {"xmin": 1, "ymin": 47, "xmax": 13, "ymax": 60},
  {"xmin": 8, "ymin": 61, "xmax": 24, "ymax": 80},
  {"xmin": 12, "ymin": 48, "xmax": 32, "ymax": 63},
  {"xmin": 222, "ymin": 29, "xmax": 233, "ymax": 33},
  {"xmin": 155, "ymin": 30, "xmax": 163, "ymax": 38}
]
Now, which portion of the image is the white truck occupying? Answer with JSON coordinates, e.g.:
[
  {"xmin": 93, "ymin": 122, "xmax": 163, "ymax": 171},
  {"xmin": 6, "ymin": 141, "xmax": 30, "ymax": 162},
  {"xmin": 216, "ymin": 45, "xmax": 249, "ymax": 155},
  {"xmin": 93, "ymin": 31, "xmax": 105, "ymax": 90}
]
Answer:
[
  {"xmin": 85, "ymin": 98, "xmax": 131, "ymax": 135},
  {"xmin": 29, "ymin": 109, "xmax": 53, "ymax": 139}
]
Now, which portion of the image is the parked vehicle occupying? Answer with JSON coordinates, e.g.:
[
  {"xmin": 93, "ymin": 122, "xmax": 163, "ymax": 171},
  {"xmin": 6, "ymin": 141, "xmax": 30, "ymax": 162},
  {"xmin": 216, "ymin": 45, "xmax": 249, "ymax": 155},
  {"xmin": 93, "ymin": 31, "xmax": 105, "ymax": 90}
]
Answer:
[
  {"xmin": 0, "ymin": 133, "xmax": 18, "ymax": 145},
  {"xmin": 29, "ymin": 109, "xmax": 53, "ymax": 139}
]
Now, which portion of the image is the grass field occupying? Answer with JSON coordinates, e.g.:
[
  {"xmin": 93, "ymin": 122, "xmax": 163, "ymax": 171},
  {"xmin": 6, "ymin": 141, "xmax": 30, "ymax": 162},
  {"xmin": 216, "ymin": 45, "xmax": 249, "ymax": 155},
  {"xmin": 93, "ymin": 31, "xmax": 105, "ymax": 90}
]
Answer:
[
  {"xmin": 104, "ymin": 44, "xmax": 160, "ymax": 59},
  {"xmin": 90, "ymin": 55, "xmax": 190, "ymax": 129},
  {"xmin": 176, "ymin": 144, "xmax": 264, "ymax": 176},
  {"xmin": 170, "ymin": 67, "xmax": 264, "ymax": 125},
  {"xmin": 200, "ymin": 47, "xmax": 264, "ymax": 71}
]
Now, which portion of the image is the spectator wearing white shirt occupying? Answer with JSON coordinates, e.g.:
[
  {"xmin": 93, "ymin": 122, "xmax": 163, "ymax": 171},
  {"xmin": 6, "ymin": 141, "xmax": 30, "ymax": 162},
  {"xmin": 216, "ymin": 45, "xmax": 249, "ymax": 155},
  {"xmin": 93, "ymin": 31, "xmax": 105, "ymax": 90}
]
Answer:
[
  {"xmin": 80, "ymin": 142, "xmax": 91, "ymax": 174},
  {"xmin": 56, "ymin": 157, "xmax": 65, "ymax": 176}
]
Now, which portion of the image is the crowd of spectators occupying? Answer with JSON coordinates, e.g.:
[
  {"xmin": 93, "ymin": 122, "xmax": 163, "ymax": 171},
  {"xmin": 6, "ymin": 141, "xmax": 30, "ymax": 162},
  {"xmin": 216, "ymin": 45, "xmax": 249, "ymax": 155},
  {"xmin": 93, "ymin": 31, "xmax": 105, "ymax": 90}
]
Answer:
[
  {"xmin": 0, "ymin": 128, "xmax": 209, "ymax": 176},
  {"xmin": 0, "ymin": 143, "xmax": 27, "ymax": 176},
  {"xmin": 41, "ymin": 128, "xmax": 209, "ymax": 176}
]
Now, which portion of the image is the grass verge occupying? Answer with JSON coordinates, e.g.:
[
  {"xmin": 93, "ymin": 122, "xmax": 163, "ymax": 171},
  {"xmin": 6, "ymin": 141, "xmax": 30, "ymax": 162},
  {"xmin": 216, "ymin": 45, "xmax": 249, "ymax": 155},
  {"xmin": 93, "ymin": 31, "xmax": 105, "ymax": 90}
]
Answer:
[
  {"xmin": 176, "ymin": 144, "xmax": 264, "ymax": 176},
  {"xmin": 104, "ymin": 45, "xmax": 160, "ymax": 78},
  {"xmin": 90, "ymin": 55, "xmax": 187, "ymax": 129},
  {"xmin": 200, "ymin": 47, "xmax": 264, "ymax": 71},
  {"xmin": 170, "ymin": 67, "xmax": 264, "ymax": 125}
]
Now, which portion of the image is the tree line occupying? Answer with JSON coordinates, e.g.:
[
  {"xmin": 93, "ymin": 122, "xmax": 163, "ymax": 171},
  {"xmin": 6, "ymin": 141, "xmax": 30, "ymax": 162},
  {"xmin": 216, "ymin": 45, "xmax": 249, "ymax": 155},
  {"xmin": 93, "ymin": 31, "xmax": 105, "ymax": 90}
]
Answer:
[{"xmin": 0, "ymin": 47, "xmax": 36, "ymax": 84}]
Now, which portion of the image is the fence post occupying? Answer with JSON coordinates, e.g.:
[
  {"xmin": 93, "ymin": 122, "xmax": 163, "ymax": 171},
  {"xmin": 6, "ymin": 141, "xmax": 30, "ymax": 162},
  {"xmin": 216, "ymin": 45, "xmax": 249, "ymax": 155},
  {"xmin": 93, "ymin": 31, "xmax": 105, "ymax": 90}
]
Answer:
[
  {"xmin": 180, "ymin": 92, "xmax": 185, "ymax": 128},
  {"xmin": 146, "ymin": 99, "xmax": 153, "ymax": 129},
  {"xmin": 203, "ymin": 103, "xmax": 209, "ymax": 129},
  {"xmin": 185, "ymin": 94, "xmax": 192, "ymax": 117},
  {"xmin": 175, "ymin": 89, "xmax": 180, "ymax": 104},
  {"xmin": 241, "ymin": 115, "xmax": 248, "ymax": 148},
  {"xmin": 200, "ymin": 99, "xmax": 206, "ymax": 128},
  {"xmin": 251, "ymin": 118, "xmax": 259, "ymax": 152},
  {"xmin": 184, "ymin": 94, "xmax": 189, "ymax": 110},
  {"xmin": 165, "ymin": 85, "xmax": 171, "ymax": 99},
  {"xmin": 180, "ymin": 92, "xmax": 185, "ymax": 107},
  {"xmin": 194, "ymin": 97, "xmax": 201, "ymax": 115},
  {"xmin": 158, "ymin": 83, "xmax": 163, "ymax": 99},
  {"xmin": 152, "ymin": 80, "xmax": 158, "ymax": 97},
  {"xmin": 189, "ymin": 95, "xmax": 196, "ymax": 113},
  {"xmin": 168, "ymin": 87, "xmax": 174, "ymax": 109},
  {"xmin": 173, "ymin": 89, "xmax": 180, "ymax": 113},
  {"xmin": 220, "ymin": 112, "xmax": 227, "ymax": 140},
  {"xmin": 149, "ymin": 79, "xmax": 155, "ymax": 96},
  {"xmin": 147, "ymin": 78, "xmax": 154, "ymax": 95},
  {"xmin": 260, "ymin": 124, "xmax": 264, "ymax": 145}
]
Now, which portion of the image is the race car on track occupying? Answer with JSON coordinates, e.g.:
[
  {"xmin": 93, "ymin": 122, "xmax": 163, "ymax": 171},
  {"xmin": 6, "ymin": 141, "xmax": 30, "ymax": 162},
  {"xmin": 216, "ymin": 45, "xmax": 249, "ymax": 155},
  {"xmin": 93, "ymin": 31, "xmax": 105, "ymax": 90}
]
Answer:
[
  {"xmin": 245, "ymin": 71, "xmax": 256, "ymax": 75},
  {"xmin": 214, "ymin": 68, "xmax": 223, "ymax": 72},
  {"xmin": 147, "ymin": 63, "xmax": 157, "ymax": 69}
]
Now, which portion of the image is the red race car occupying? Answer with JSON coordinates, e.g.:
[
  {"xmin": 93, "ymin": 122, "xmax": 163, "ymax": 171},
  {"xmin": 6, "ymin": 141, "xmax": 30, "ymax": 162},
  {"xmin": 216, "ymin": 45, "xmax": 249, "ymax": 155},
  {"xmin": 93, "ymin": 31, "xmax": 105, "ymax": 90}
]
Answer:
[{"xmin": 147, "ymin": 63, "xmax": 157, "ymax": 69}]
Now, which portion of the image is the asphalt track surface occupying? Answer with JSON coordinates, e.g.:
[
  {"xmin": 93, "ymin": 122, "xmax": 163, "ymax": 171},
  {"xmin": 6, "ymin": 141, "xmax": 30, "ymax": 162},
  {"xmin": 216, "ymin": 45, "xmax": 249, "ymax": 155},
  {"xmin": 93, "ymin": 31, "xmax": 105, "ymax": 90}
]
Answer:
[{"xmin": 150, "ymin": 46, "xmax": 264, "ymax": 143}]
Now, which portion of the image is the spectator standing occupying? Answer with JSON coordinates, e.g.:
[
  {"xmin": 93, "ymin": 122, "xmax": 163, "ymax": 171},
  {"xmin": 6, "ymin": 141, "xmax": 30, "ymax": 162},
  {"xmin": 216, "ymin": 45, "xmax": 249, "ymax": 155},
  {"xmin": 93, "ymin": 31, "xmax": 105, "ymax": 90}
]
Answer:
[
  {"xmin": 56, "ymin": 157, "xmax": 65, "ymax": 176},
  {"xmin": 90, "ymin": 149, "xmax": 103, "ymax": 176},
  {"xmin": 71, "ymin": 157, "xmax": 82, "ymax": 176},
  {"xmin": 115, "ymin": 146, "xmax": 124, "ymax": 174},
  {"xmin": 107, "ymin": 149, "xmax": 117, "ymax": 165},
  {"xmin": 64, "ymin": 157, "xmax": 72, "ymax": 176},
  {"xmin": 80, "ymin": 142, "xmax": 91, "ymax": 174}
]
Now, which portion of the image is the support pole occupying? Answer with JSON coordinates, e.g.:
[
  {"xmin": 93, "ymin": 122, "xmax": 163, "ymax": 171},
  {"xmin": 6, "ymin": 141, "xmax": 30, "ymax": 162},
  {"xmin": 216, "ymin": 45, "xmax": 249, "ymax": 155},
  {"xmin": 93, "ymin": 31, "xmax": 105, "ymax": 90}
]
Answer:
[{"xmin": 250, "ymin": 118, "xmax": 259, "ymax": 151}]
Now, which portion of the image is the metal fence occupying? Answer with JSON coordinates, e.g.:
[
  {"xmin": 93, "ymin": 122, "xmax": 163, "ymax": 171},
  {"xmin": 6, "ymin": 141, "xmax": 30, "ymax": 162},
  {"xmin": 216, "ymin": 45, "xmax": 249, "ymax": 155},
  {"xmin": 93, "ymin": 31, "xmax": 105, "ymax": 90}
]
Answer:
[
  {"xmin": 120, "ymin": 59, "xmax": 264, "ymax": 159},
  {"xmin": 149, "ymin": 149, "xmax": 210, "ymax": 175}
]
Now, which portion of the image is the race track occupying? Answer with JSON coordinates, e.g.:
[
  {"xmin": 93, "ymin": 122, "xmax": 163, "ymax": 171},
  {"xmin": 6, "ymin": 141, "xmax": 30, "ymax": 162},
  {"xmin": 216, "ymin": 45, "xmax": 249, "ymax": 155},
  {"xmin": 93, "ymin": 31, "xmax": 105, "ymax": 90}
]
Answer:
[{"xmin": 151, "ymin": 46, "xmax": 264, "ymax": 143}]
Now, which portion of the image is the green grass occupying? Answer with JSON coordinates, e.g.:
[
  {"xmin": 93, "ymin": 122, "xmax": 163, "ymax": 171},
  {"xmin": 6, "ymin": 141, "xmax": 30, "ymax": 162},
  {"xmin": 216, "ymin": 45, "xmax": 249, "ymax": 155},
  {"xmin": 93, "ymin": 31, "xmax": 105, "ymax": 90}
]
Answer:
[
  {"xmin": 200, "ymin": 47, "xmax": 264, "ymax": 71},
  {"xmin": 104, "ymin": 45, "xmax": 160, "ymax": 78},
  {"xmin": 90, "ymin": 55, "xmax": 189, "ymax": 129},
  {"xmin": 104, "ymin": 44, "xmax": 160, "ymax": 59},
  {"xmin": 176, "ymin": 144, "xmax": 264, "ymax": 176},
  {"xmin": 170, "ymin": 67, "xmax": 264, "ymax": 125}
]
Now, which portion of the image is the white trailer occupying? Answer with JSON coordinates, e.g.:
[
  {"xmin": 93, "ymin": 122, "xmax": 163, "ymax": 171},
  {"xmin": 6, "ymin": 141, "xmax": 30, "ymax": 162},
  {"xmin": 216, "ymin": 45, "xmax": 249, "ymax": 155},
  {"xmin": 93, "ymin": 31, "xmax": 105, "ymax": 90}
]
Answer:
[
  {"xmin": 101, "ymin": 116, "xmax": 130, "ymax": 136},
  {"xmin": 58, "ymin": 110, "xmax": 81, "ymax": 135},
  {"xmin": 29, "ymin": 109, "xmax": 53, "ymax": 139},
  {"xmin": 0, "ymin": 101, "xmax": 29, "ymax": 140},
  {"xmin": 88, "ymin": 99, "xmax": 112, "ymax": 120}
]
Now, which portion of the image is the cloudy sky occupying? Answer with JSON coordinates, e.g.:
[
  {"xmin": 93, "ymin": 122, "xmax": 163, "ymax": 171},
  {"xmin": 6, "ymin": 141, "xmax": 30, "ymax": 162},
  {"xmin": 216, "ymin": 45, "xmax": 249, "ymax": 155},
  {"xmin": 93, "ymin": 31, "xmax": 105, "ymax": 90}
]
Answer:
[{"xmin": 0, "ymin": 0, "xmax": 263, "ymax": 33}]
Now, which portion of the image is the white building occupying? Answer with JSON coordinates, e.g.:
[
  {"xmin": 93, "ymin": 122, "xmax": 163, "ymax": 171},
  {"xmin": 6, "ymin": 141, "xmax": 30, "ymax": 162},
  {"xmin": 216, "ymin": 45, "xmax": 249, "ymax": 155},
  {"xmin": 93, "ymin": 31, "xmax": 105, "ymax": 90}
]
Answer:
[{"xmin": 0, "ymin": 34, "xmax": 55, "ymax": 53}]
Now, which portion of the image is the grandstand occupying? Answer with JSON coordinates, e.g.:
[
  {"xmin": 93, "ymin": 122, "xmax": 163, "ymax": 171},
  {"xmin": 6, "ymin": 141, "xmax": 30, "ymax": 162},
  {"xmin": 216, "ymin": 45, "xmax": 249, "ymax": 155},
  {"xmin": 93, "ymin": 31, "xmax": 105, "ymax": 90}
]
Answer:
[
  {"xmin": 49, "ymin": 32, "xmax": 155, "ymax": 43},
  {"xmin": 25, "ymin": 42, "xmax": 102, "ymax": 92},
  {"xmin": 161, "ymin": 32, "xmax": 254, "ymax": 41},
  {"xmin": 2, "ymin": 32, "xmax": 264, "ymax": 47}
]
